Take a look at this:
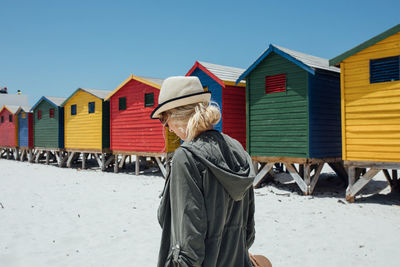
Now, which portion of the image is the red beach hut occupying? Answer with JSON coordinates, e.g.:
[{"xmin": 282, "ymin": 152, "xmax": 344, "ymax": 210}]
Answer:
[
  {"xmin": 105, "ymin": 74, "xmax": 180, "ymax": 175},
  {"xmin": 0, "ymin": 105, "xmax": 18, "ymax": 159}
]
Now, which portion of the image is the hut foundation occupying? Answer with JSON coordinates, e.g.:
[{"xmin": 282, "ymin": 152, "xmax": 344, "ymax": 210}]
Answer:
[
  {"xmin": 64, "ymin": 150, "xmax": 113, "ymax": 171},
  {"xmin": 345, "ymin": 160, "xmax": 400, "ymax": 202},
  {"xmin": 113, "ymin": 151, "xmax": 173, "ymax": 178},
  {"xmin": 252, "ymin": 156, "xmax": 346, "ymax": 195}
]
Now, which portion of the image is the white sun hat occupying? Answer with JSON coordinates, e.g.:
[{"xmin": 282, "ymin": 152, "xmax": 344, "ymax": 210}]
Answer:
[{"xmin": 150, "ymin": 76, "xmax": 211, "ymax": 119}]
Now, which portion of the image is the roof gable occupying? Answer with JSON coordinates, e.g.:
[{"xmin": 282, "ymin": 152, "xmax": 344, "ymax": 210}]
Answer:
[
  {"xmin": 330, "ymin": 24, "xmax": 400, "ymax": 66},
  {"xmin": 31, "ymin": 96, "xmax": 66, "ymax": 111},
  {"xmin": 1, "ymin": 105, "xmax": 20, "ymax": 114},
  {"xmin": 236, "ymin": 44, "xmax": 340, "ymax": 84},
  {"xmin": 186, "ymin": 61, "xmax": 246, "ymax": 87},
  {"xmin": 61, "ymin": 88, "xmax": 111, "ymax": 107},
  {"xmin": 105, "ymin": 74, "xmax": 164, "ymax": 100}
]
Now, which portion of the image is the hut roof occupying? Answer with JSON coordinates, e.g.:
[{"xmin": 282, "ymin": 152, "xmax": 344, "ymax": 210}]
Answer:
[
  {"xmin": 1, "ymin": 105, "xmax": 20, "ymax": 114},
  {"xmin": 31, "ymin": 96, "xmax": 67, "ymax": 111},
  {"xmin": 186, "ymin": 61, "xmax": 246, "ymax": 87},
  {"xmin": 236, "ymin": 44, "xmax": 340, "ymax": 84},
  {"xmin": 61, "ymin": 88, "xmax": 111, "ymax": 107},
  {"xmin": 330, "ymin": 24, "xmax": 400, "ymax": 66},
  {"xmin": 15, "ymin": 105, "xmax": 32, "ymax": 114},
  {"xmin": 105, "ymin": 74, "xmax": 164, "ymax": 101}
]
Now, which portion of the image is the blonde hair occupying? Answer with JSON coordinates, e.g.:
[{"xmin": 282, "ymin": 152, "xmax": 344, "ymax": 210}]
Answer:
[{"xmin": 163, "ymin": 101, "xmax": 221, "ymax": 141}]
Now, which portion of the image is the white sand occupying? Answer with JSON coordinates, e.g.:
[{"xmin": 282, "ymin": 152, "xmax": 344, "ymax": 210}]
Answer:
[{"xmin": 1, "ymin": 159, "xmax": 399, "ymax": 267}]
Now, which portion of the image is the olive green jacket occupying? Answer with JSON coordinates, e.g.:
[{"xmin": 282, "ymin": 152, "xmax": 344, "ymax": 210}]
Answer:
[{"xmin": 157, "ymin": 130, "xmax": 256, "ymax": 267}]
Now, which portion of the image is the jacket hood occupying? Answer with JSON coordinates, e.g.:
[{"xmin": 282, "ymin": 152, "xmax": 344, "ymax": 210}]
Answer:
[{"xmin": 181, "ymin": 130, "xmax": 255, "ymax": 201}]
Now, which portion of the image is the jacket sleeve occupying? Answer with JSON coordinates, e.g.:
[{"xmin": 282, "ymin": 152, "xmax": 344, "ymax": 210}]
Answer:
[
  {"xmin": 168, "ymin": 148, "xmax": 207, "ymax": 267},
  {"xmin": 246, "ymin": 186, "xmax": 256, "ymax": 248}
]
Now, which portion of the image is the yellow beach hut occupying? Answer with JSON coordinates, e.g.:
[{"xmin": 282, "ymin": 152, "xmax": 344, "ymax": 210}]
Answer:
[
  {"xmin": 61, "ymin": 88, "xmax": 112, "ymax": 170},
  {"xmin": 330, "ymin": 24, "xmax": 400, "ymax": 201}
]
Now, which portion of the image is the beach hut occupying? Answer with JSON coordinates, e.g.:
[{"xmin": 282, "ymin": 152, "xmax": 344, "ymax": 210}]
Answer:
[
  {"xmin": 61, "ymin": 88, "xmax": 112, "ymax": 170},
  {"xmin": 15, "ymin": 106, "xmax": 33, "ymax": 161},
  {"xmin": 105, "ymin": 75, "xmax": 180, "ymax": 176},
  {"xmin": 31, "ymin": 96, "xmax": 66, "ymax": 166},
  {"xmin": 236, "ymin": 44, "xmax": 345, "ymax": 194},
  {"xmin": 186, "ymin": 61, "xmax": 247, "ymax": 148},
  {"xmin": 329, "ymin": 24, "xmax": 400, "ymax": 201},
  {"xmin": 0, "ymin": 105, "xmax": 19, "ymax": 159}
]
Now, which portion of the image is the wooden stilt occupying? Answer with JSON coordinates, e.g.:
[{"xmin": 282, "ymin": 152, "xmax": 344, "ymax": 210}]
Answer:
[
  {"xmin": 155, "ymin": 157, "xmax": 167, "ymax": 178},
  {"xmin": 309, "ymin": 163, "xmax": 324, "ymax": 194},
  {"xmin": 119, "ymin": 155, "xmax": 126, "ymax": 168},
  {"xmin": 114, "ymin": 154, "xmax": 119, "ymax": 173},
  {"xmin": 346, "ymin": 168, "xmax": 380, "ymax": 202},
  {"xmin": 304, "ymin": 164, "xmax": 311, "ymax": 191},
  {"xmin": 45, "ymin": 151, "xmax": 50, "ymax": 165},
  {"xmin": 135, "ymin": 156, "xmax": 140, "ymax": 176},
  {"xmin": 82, "ymin": 153, "xmax": 87, "ymax": 169},
  {"xmin": 253, "ymin": 162, "xmax": 274, "ymax": 187},
  {"xmin": 101, "ymin": 154, "xmax": 106, "ymax": 171},
  {"xmin": 284, "ymin": 163, "xmax": 308, "ymax": 194},
  {"xmin": 94, "ymin": 154, "xmax": 102, "ymax": 167},
  {"xmin": 67, "ymin": 152, "xmax": 76, "ymax": 168}
]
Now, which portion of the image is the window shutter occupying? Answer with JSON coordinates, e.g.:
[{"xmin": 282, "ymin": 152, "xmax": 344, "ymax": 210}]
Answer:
[
  {"xmin": 49, "ymin": 108, "xmax": 55, "ymax": 118},
  {"xmin": 145, "ymin": 93, "xmax": 154, "ymax": 107},
  {"xmin": 370, "ymin": 56, "xmax": 400, "ymax": 83},
  {"xmin": 119, "ymin": 97, "xmax": 127, "ymax": 111},
  {"xmin": 265, "ymin": 74, "xmax": 286, "ymax": 94},
  {"xmin": 88, "ymin": 102, "xmax": 95, "ymax": 113},
  {"xmin": 71, "ymin": 104, "xmax": 77, "ymax": 115},
  {"xmin": 9, "ymin": 115, "xmax": 12, "ymax": 122},
  {"xmin": 38, "ymin": 110, "xmax": 42, "ymax": 120}
]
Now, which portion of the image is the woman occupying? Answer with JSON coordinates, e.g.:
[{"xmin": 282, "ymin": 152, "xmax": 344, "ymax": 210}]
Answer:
[{"xmin": 151, "ymin": 76, "xmax": 256, "ymax": 267}]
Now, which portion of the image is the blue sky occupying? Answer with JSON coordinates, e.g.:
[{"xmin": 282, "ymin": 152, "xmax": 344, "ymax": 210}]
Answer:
[{"xmin": 1, "ymin": 0, "xmax": 399, "ymax": 105}]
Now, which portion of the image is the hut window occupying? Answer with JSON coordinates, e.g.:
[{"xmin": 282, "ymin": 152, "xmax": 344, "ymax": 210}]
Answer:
[
  {"xmin": 119, "ymin": 97, "xmax": 127, "ymax": 111},
  {"xmin": 370, "ymin": 56, "xmax": 400, "ymax": 83},
  {"xmin": 49, "ymin": 108, "xmax": 55, "ymax": 118},
  {"xmin": 265, "ymin": 74, "xmax": 286, "ymax": 94},
  {"xmin": 88, "ymin": 102, "xmax": 95, "ymax": 113},
  {"xmin": 71, "ymin": 104, "xmax": 77, "ymax": 115},
  {"xmin": 1, "ymin": 116, "xmax": 3, "ymax": 123},
  {"xmin": 37, "ymin": 110, "xmax": 42, "ymax": 120},
  {"xmin": 21, "ymin": 112, "xmax": 26, "ymax": 119},
  {"xmin": 145, "ymin": 93, "xmax": 154, "ymax": 107},
  {"xmin": 9, "ymin": 115, "xmax": 12, "ymax": 122}
]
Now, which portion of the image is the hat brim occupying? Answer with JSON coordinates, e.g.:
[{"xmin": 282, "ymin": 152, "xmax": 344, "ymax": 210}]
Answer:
[{"xmin": 150, "ymin": 91, "xmax": 211, "ymax": 119}]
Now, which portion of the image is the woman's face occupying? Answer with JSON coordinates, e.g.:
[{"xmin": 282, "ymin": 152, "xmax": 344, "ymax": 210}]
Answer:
[{"xmin": 167, "ymin": 117, "xmax": 187, "ymax": 141}]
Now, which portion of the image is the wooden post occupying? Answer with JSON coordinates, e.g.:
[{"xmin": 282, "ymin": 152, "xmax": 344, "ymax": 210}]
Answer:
[
  {"xmin": 45, "ymin": 151, "xmax": 50, "ymax": 165},
  {"xmin": 82, "ymin": 153, "xmax": 87, "ymax": 169},
  {"xmin": 346, "ymin": 168, "xmax": 380, "ymax": 202},
  {"xmin": 67, "ymin": 152, "xmax": 76, "ymax": 168},
  {"xmin": 114, "ymin": 154, "xmax": 119, "ymax": 173},
  {"xmin": 284, "ymin": 163, "xmax": 308, "ymax": 194},
  {"xmin": 304, "ymin": 164, "xmax": 311, "ymax": 194},
  {"xmin": 101, "ymin": 153, "xmax": 106, "ymax": 171},
  {"xmin": 135, "ymin": 156, "xmax": 140, "ymax": 176},
  {"xmin": 309, "ymin": 163, "xmax": 324, "ymax": 194},
  {"xmin": 119, "ymin": 155, "xmax": 127, "ymax": 168},
  {"xmin": 155, "ymin": 157, "xmax": 167, "ymax": 178},
  {"xmin": 253, "ymin": 162, "xmax": 274, "ymax": 188},
  {"xmin": 6, "ymin": 149, "xmax": 9, "ymax": 160}
]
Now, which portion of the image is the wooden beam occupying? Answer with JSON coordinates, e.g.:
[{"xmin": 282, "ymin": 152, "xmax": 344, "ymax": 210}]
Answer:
[
  {"xmin": 119, "ymin": 155, "xmax": 127, "ymax": 168},
  {"xmin": 135, "ymin": 156, "xmax": 140, "ymax": 176},
  {"xmin": 253, "ymin": 162, "xmax": 274, "ymax": 188},
  {"xmin": 346, "ymin": 168, "xmax": 381, "ymax": 201},
  {"xmin": 101, "ymin": 154, "xmax": 106, "ymax": 171},
  {"xmin": 155, "ymin": 157, "xmax": 167, "ymax": 178},
  {"xmin": 67, "ymin": 152, "xmax": 76, "ymax": 168},
  {"xmin": 104, "ymin": 154, "xmax": 114, "ymax": 168},
  {"xmin": 284, "ymin": 163, "xmax": 308, "ymax": 194},
  {"xmin": 114, "ymin": 155, "xmax": 119, "ymax": 173},
  {"xmin": 82, "ymin": 153, "xmax": 87, "ymax": 169},
  {"xmin": 309, "ymin": 163, "xmax": 324, "ymax": 194},
  {"xmin": 328, "ymin": 162, "xmax": 348, "ymax": 182},
  {"xmin": 94, "ymin": 154, "xmax": 102, "ymax": 167},
  {"xmin": 45, "ymin": 151, "xmax": 50, "ymax": 165},
  {"xmin": 344, "ymin": 160, "xmax": 400, "ymax": 170}
]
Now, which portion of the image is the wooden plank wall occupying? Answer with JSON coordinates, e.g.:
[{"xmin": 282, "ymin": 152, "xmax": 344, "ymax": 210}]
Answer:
[
  {"xmin": 64, "ymin": 91, "xmax": 103, "ymax": 150},
  {"xmin": 308, "ymin": 70, "xmax": 342, "ymax": 158},
  {"xmin": 0, "ymin": 109, "xmax": 16, "ymax": 147},
  {"xmin": 247, "ymin": 52, "xmax": 309, "ymax": 157},
  {"xmin": 33, "ymin": 100, "xmax": 60, "ymax": 148},
  {"xmin": 342, "ymin": 32, "xmax": 400, "ymax": 162}
]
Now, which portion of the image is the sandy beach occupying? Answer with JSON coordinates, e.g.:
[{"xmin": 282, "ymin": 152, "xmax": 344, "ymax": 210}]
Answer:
[{"xmin": 1, "ymin": 159, "xmax": 399, "ymax": 267}]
